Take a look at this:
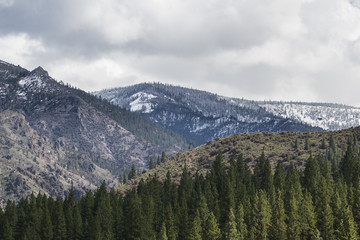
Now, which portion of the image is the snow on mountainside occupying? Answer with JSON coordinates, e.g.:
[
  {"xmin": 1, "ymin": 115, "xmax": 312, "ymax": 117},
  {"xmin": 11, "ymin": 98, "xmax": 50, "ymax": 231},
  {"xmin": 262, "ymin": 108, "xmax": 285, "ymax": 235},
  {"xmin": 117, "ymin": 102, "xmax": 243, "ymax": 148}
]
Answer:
[
  {"xmin": 96, "ymin": 83, "xmax": 326, "ymax": 145},
  {"xmin": 258, "ymin": 102, "xmax": 360, "ymax": 131}
]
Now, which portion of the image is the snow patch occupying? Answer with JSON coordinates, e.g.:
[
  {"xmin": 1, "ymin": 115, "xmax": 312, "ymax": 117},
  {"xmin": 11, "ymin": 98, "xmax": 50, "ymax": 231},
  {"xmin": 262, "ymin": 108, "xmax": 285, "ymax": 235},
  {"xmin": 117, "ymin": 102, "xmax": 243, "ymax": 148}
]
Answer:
[
  {"xmin": 260, "ymin": 102, "xmax": 360, "ymax": 130},
  {"xmin": 19, "ymin": 75, "xmax": 46, "ymax": 89},
  {"xmin": 129, "ymin": 92, "xmax": 157, "ymax": 113}
]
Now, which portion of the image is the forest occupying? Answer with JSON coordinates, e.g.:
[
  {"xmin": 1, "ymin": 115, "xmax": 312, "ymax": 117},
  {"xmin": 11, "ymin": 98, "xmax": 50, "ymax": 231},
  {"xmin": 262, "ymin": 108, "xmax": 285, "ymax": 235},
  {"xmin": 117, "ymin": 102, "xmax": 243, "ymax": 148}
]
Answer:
[{"xmin": 1, "ymin": 138, "xmax": 360, "ymax": 240}]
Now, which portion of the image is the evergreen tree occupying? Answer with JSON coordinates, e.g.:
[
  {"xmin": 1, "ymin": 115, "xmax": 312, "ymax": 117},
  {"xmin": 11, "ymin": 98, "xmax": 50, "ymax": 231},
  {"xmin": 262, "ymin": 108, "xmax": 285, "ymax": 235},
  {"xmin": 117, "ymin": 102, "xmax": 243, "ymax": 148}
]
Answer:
[
  {"xmin": 235, "ymin": 204, "xmax": 247, "ymax": 240},
  {"xmin": 203, "ymin": 212, "xmax": 221, "ymax": 240},
  {"xmin": 40, "ymin": 206, "xmax": 53, "ymax": 240},
  {"xmin": 159, "ymin": 222, "xmax": 168, "ymax": 240},
  {"xmin": 161, "ymin": 151, "xmax": 168, "ymax": 163},
  {"xmin": 123, "ymin": 172, "xmax": 127, "ymax": 184},
  {"xmin": 2, "ymin": 219, "xmax": 14, "ymax": 240},
  {"xmin": 122, "ymin": 190, "xmax": 143, "ymax": 240},
  {"xmin": 270, "ymin": 191, "xmax": 287, "ymax": 240},
  {"xmin": 286, "ymin": 188, "xmax": 301, "ymax": 240},
  {"xmin": 253, "ymin": 190, "xmax": 272, "ymax": 240},
  {"xmin": 300, "ymin": 191, "xmax": 319, "ymax": 240},
  {"xmin": 316, "ymin": 177, "xmax": 334, "ymax": 240},
  {"xmin": 274, "ymin": 162, "xmax": 285, "ymax": 191},
  {"xmin": 188, "ymin": 211, "xmax": 202, "ymax": 240},
  {"xmin": 223, "ymin": 208, "xmax": 240, "ymax": 240},
  {"xmin": 149, "ymin": 157, "xmax": 155, "ymax": 169},
  {"xmin": 128, "ymin": 164, "xmax": 137, "ymax": 180},
  {"xmin": 52, "ymin": 199, "xmax": 66, "ymax": 240}
]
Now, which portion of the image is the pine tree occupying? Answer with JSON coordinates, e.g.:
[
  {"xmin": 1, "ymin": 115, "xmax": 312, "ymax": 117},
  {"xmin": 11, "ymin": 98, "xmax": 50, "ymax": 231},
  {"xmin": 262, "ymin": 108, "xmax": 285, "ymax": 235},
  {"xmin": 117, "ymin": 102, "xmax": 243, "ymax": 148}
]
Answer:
[
  {"xmin": 72, "ymin": 204, "xmax": 83, "ymax": 240},
  {"xmin": 121, "ymin": 172, "xmax": 126, "ymax": 184},
  {"xmin": 316, "ymin": 177, "xmax": 334, "ymax": 240},
  {"xmin": 52, "ymin": 199, "xmax": 66, "ymax": 240},
  {"xmin": 159, "ymin": 222, "xmax": 168, "ymax": 240},
  {"xmin": 235, "ymin": 203, "xmax": 247, "ymax": 240},
  {"xmin": 270, "ymin": 191, "xmax": 286, "ymax": 240},
  {"xmin": 149, "ymin": 157, "xmax": 155, "ymax": 169},
  {"xmin": 128, "ymin": 164, "xmax": 137, "ymax": 180},
  {"xmin": 122, "ymin": 190, "xmax": 143, "ymax": 240},
  {"xmin": 286, "ymin": 188, "xmax": 300, "ymax": 240},
  {"xmin": 188, "ymin": 211, "xmax": 202, "ymax": 240},
  {"xmin": 300, "ymin": 191, "xmax": 319, "ymax": 240},
  {"xmin": 2, "ymin": 219, "xmax": 14, "ymax": 240},
  {"xmin": 253, "ymin": 190, "xmax": 272, "ymax": 240},
  {"xmin": 161, "ymin": 151, "xmax": 168, "ymax": 163},
  {"xmin": 40, "ymin": 206, "xmax": 53, "ymax": 240},
  {"xmin": 203, "ymin": 212, "xmax": 221, "ymax": 240},
  {"xmin": 223, "ymin": 208, "xmax": 240, "ymax": 240},
  {"xmin": 338, "ymin": 204, "xmax": 358, "ymax": 240},
  {"xmin": 274, "ymin": 162, "xmax": 285, "ymax": 191}
]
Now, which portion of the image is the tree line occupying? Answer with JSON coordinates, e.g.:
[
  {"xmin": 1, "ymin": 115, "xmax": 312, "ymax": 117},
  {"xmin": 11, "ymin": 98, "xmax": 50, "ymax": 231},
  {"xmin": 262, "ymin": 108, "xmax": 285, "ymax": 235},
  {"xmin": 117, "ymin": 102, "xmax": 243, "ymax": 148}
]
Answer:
[{"xmin": 1, "ymin": 137, "xmax": 360, "ymax": 239}]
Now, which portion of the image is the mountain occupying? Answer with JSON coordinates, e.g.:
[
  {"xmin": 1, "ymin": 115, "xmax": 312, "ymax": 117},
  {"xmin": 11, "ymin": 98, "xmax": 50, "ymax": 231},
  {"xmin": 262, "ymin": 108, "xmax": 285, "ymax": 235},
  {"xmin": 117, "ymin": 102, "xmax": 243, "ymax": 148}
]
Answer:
[
  {"xmin": 258, "ymin": 101, "xmax": 360, "ymax": 130},
  {"xmin": 96, "ymin": 83, "xmax": 332, "ymax": 145},
  {"xmin": 123, "ymin": 125, "xmax": 360, "ymax": 189},
  {"xmin": 0, "ymin": 60, "xmax": 187, "ymax": 202}
]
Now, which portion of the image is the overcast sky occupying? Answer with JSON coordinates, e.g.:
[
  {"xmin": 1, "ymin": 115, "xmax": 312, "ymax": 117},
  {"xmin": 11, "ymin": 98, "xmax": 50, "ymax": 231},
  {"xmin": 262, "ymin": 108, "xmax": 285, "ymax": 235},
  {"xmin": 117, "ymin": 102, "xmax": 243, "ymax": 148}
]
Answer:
[{"xmin": 1, "ymin": 0, "xmax": 360, "ymax": 106}]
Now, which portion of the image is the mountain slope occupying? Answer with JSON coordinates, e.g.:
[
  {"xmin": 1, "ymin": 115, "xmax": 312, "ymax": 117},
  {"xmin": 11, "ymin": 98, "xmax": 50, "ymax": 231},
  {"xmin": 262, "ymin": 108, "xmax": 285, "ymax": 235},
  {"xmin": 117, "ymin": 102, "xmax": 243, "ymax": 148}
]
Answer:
[
  {"xmin": 0, "ymin": 110, "xmax": 114, "ymax": 204},
  {"xmin": 96, "ymin": 83, "xmax": 324, "ymax": 145},
  {"xmin": 258, "ymin": 101, "xmax": 360, "ymax": 130},
  {"xmin": 0, "ymin": 60, "xmax": 187, "ymax": 202},
  {"xmin": 123, "ymin": 126, "xmax": 360, "ymax": 189}
]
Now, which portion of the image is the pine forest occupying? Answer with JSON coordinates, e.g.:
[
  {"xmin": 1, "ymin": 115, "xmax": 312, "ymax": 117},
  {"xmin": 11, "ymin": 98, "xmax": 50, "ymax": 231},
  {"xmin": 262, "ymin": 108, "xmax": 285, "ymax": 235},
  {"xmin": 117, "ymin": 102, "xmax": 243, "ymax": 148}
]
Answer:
[{"xmin": 2, "ymin": 138, "xmax": 360, "ymax": 240}]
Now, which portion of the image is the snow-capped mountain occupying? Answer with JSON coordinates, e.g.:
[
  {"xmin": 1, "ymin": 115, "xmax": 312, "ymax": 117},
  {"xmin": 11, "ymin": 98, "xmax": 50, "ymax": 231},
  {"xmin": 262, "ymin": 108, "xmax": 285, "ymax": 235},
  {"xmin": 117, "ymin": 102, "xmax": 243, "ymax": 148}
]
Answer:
[
  {"xmin": 258, "ymin": 102, "xmax": 360, "ymax": 131},
  {"xmin": 95, "ymin": 83, "xmax": 340, "ymax": 145}
]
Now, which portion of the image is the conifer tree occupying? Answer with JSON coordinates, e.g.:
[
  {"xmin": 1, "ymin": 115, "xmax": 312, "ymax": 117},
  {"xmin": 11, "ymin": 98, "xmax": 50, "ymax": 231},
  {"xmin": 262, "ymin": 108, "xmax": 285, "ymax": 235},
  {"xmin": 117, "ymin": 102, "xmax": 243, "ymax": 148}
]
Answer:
[
  {"xmin": 2, "ymin": 219, "xmax": 14, "ymax": 240},
  {"xmin": 235, "ymin": 203, "xmax": 247, "ymax": 240},
  {"xmin": 203, "ymin": 212, "xmax": 221, "ymax": 240},
  {"xmin": 128, "ymin": 164, "xmax": 137, "ymax": 180},
  {"xmin": 52, "ymin": 199, "xmax": 66, "ymax": 240},
  {"xmin": 253, "ymin": 190, "xmax": 272, "ymax": 240},
  {"xmin": 161, "ymin": 151, "xmax": 168, "ymax": 163},
  {"xmin": 223, "ymin": 208, "xmax": 240, "ymax": 240},
  {"xmin": 164, "ymin": 204, "xmax": 177, "ymax": 240},
  {"xmin": 40, "ymin": 206, "xmax": 53, "ymax": 240},
  {"xmin": 270, "ymin": 191, "xmax": 286, "ymax": 240},
  {"xmin": 122, "ymin": 190, "xmax": 143, "ymax": 240},
  {"xmin": 123, "ymin": 172, "xmax": 127, "ymax": 184},
  {"xmin": 188, "ymin": 211, "xmax": 202, "ymax": 240},
  {"xmin": 274, "ymin": 162, "xmax": 285, "ymax": 191},
  {"xmin": 300, "ymin": 191, "xmax": 319, "ymax": 240},
  {"xmin": 338, "ymin": 204, "xmax": 358, "ymax": 240},
  {"xmin": 159, "ymin": 222, "xmax": 168, "ymax": 240},
  {"xmin": 316, "ymin": 177, "xmax": 334, "ymax": 240},
  {"xmin": 286, "ymin": 188, "xmax": 300, "ymax": 240},
  {"xmin": 149, "ymin": 157, "xmax": 155, "ymax": 169}
]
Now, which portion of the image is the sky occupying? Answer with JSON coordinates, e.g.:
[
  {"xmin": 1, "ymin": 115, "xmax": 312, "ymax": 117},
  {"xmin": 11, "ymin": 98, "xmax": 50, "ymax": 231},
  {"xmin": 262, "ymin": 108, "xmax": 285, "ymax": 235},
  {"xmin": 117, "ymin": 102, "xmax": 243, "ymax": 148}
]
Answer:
[{"xmin": 1, "ymin": 0, "xmax": 360, "ymax": 106}]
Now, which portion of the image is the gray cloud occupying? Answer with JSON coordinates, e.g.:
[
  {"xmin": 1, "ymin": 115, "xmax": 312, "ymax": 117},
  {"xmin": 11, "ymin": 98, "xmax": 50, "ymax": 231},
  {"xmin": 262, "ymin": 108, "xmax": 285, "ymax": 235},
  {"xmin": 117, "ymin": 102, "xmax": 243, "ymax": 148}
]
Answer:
[{"xmin": 1, "ymin": 0, "xmax": 360, "ymax": 106}]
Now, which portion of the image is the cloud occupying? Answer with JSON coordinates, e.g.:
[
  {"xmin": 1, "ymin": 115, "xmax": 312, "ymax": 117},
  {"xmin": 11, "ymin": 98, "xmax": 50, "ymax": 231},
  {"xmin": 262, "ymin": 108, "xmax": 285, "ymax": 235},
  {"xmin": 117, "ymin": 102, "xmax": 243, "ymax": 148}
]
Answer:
[
  {"xmin": 1, "ymin": 0, "xmax": 360, "ymax": 106},
  {"xmin": 0, "ymin": 33, "xmax": 45, "ymax": 67}
]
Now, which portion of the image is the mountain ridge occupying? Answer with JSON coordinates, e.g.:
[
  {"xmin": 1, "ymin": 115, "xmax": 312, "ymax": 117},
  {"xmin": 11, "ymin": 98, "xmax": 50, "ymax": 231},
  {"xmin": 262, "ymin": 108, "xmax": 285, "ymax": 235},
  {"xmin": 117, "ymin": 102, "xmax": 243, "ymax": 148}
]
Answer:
[{"xmin": 0, "ymin": 60, "xmax": 187, "ymax": 202}]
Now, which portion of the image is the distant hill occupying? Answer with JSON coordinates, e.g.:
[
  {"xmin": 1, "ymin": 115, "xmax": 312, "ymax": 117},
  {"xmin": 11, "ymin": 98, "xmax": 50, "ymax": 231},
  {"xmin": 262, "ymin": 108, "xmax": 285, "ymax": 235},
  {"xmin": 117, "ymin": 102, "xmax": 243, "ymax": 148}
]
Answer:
[
  {"xmin": 122, "ymin": 125, "xmax": 360, "ymax": 190},
  {"xmin": 96, "ymin": 83, "xmax": 360, "ymax": 145},
  {"xmin": 0, "ymin": 60, "xmax": 187, "ymax": 202}
]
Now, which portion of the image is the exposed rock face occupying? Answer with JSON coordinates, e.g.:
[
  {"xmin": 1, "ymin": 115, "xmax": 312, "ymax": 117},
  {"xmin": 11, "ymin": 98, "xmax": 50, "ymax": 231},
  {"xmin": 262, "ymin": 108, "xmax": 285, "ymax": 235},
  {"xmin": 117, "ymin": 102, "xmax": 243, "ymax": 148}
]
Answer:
[
  {"xmin": 0, "ymin": 110, "xmax": 112, "ymax": 205},
  {"xmin": 0, "ymin": 60, "xmax": 187, "ymax": 202}
]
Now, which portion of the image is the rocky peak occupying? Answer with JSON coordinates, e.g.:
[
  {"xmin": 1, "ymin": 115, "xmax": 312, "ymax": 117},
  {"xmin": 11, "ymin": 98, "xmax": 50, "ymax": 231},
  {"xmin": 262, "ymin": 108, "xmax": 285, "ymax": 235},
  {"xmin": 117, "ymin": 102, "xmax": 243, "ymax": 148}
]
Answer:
[{"xmin": 30, "ymin": 66, "xmax": 49, "ymax": 77}]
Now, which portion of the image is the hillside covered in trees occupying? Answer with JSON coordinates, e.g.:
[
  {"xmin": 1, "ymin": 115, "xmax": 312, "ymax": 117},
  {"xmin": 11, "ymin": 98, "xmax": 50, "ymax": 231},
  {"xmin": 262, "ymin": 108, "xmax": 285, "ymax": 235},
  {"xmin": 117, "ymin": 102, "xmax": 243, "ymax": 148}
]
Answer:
[{"xmin": 1, "ymin": 137, "xmax": 360, "ymax": 239}]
